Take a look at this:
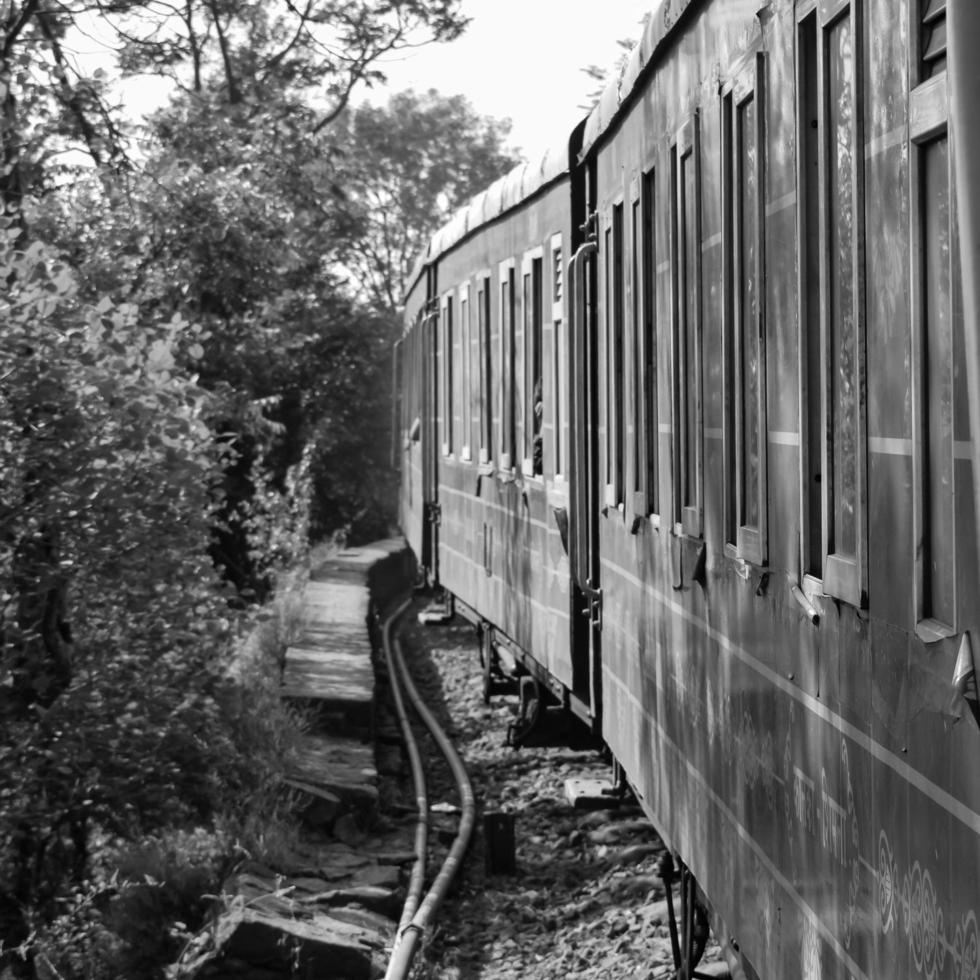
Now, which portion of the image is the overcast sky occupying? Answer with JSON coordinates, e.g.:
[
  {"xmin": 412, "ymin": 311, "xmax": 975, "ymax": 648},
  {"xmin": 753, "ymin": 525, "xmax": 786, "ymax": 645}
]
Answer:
[
  {"xmin": 376, "ymin": 0, "xmax": 652, "ymax": 160},
  {"xmin": 73, "ymin": 1, "xmax": 653, "ymax": 162}
]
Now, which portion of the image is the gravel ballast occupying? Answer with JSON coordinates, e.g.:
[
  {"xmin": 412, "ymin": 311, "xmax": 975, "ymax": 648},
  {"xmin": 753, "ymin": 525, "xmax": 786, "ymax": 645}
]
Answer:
[{"xmin": 388, "ymin": 607, "xmax": 731, "ymax": 980}]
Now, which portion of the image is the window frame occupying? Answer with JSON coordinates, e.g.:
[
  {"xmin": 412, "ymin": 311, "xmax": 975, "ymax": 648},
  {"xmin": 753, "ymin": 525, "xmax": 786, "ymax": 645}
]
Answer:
[
  {"xmin": 909, "ymin": 46, "xmax": 958, "ymax": 638},
  {"xmin": 458, "ymin": 281, "xmax": 472, "ymax": 462},
  {"xmin": 670, "ymin": 115, "xmax": 704, "ymax": 539},
  {"xmin": 440, "ymin": 291, "xmax": 454, "ymax": 457},
  {"xmin": 795, "ymin": 0, "xmax": 867, "ymax": 607},
  {"xmin": 477, "ymin": 271, "xmax": 493, "ymax": 467},
  {"xmin": 722, "ymin": 52, "xmax": 768, "ymax": 567},
  {"xmin": 522, "ymin": 246, "xmax": 545, "ymax": 478},
  {"xmin": 499, "ymin": 258, "xmax": 518, "ymax": 474},
  {"xmin": 629, "ymin": 178, "xmax": 644, "ymax": 521},
  {"xmin": 640, "ymin": 164, "xmax": 662, "ymax": 526},
  {"xmin": 605, "ymin": 199, "xmax": 627, "ymax": 510},
  {"xmin": 551, "ymin": 233, "xmax": 567, "ymax": 483}
]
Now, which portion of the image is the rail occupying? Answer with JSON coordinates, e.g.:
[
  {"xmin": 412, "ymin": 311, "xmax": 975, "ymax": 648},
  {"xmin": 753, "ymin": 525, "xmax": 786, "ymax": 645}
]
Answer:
[
  {"xmin": 381, "ymin": 600, "xmax": 476, "ymax": 980},
  {"xmin": 380, "ymin": 598, "xmax": 428, "ymax": 934}
]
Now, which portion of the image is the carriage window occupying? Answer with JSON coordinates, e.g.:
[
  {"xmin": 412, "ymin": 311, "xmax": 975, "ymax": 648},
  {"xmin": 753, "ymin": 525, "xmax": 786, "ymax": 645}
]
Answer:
[
  {"xmin": 911, "ymin": 38, "xmax": 959, "ymax": 632},
  {"xmin": 828, "ymin": 12, "xmax": 857, "ymax": 563},
  {"xmin": 671, "ymin": 118, "xmax": 703, "ymax": 537},
  {"xmin": 723, "ymin": 57, "xmax": 767, "ymax": 565},
  {"xmin": 920, "ymin": 0, "xmax": 946, "ymax": 79},
  {"xmin": 921, "ymin": 136, "xmax": 955, "ymax": 627},
  {"xmin": 478, "ymin": 276, "xmax": 492, "ymax": 464},
  {"xmin": 523, "ymin": 254, "xmax": 544, "ymax": 476},
  {"xmin": 460, "ymin": 284, "xmax": 471, "ymax": 461},
  {"xmin": 642, "ymin": 167, "xmax": 660, "ymax": 519},
  {"xmin": 799, "ymin": 10, "xmax": 823, "ymax": 579},
  {"xmin": 441, "ymin": 294, "xmax": 454, "ymax": 456},
  {"xmin": 500, "ymin": 263, "xmax": 517, "ymax": 472},
  {"xmin": 798, "ymin": 1, "xmax": 865, "ymax": 605},
  {"xmin": 604, "ymin": 224, "xmax": 612, "ymax": 499},
  {"xmin": 631, "ymin": 196, "xmax": 642, "ymax": 511},
  {"xmin": 606, "ymin": 203, "xmax": 625, "ymax": 507},
  {"xmin": 552, "ymin": 237, "xmax": 566, "ymax": 478}
]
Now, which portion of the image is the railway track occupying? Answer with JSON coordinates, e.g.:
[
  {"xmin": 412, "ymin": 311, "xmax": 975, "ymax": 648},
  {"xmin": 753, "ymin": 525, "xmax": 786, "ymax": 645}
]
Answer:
[
  {"xmin": 375, "ymin": 599, "xmax": 733, "ymax": 980},
  {"xmin": 380, "ymin": 598, "xmax": 476, "ymax": 980}
]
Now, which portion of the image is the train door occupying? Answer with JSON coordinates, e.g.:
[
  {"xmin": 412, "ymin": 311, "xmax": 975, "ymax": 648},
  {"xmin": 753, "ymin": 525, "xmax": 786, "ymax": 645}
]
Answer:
[
  {"xmin": 421, "ymin": 268, "xmax": 440, "ymax": 583},
  {"xmin": 568, "ymin": 155, "xmax": 603, "ymax": 728}
]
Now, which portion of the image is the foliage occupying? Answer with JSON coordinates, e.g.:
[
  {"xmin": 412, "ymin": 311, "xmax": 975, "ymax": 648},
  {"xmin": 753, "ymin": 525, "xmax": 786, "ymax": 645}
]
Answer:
[
  {"xmin": 579, "ymin": 34, "xmax": 643, "ymax": 111},
  {"xmin": 0, "ymin": 226, "xmax": 310, "ymax": 967},
  {"xmin": 110, "ymin": 0, "xmax": 468, "ymax": 118},
  {"xmin": 336, "ymin": 89, "xmax": 521, "ymax": 312},
  {"xmin": 0, "ymin": 0, "xmax": 470, "ymax": 208},
  {"xmin": 0, "ymin": 1, "xmax": 522, "ymax": 976},
  {"xmin": 0, "ymin": 213, "xmax": 224, "ymax": 938}
]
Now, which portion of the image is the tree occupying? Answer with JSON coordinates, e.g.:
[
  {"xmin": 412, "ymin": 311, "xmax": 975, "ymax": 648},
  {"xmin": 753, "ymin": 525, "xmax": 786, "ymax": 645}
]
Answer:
[
  {"xmin": 0, "ymin": 219, "xmax": 237, "ymax": 959},
  {"xmin": 579, "ymin": 34, "xmax": 643, "ymax": 111},
  {"xmin": 1, "ymin": 2, "xmax": 526, "ymax": 975},
  {"xmin": 111, "ymin": 0, "xmax": 468, "ymax": 122},
  {"xmin": 0, "ymin": 0, "xmax": 469, "ymax": 210},
  {"xmin": 336, "ymin": 89, "xmax": 521, "ymax": 313}
]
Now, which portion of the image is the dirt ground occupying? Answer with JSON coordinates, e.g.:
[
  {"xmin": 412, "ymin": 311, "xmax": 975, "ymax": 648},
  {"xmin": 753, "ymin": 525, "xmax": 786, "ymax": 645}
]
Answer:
[{"xmin": 391, "ymin": 609, "xmax": 732, "ymax": 980}]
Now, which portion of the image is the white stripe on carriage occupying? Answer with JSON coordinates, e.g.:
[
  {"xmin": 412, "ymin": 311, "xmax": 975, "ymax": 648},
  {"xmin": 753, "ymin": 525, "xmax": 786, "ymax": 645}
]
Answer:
[
  {"xmin": 869, "ymin": 436, "xmax": 912, "ymax": 456},
  {"xmin": 768, "ymin": 430, "xmax": 799, "ymax": 446},
  {"xmin": 864, "ymin": 124, "xmax": 906, "ymax": 160},
  {"xmin": 765, "ymin": 190, "xmax": 797, "ymax": 216},
  {"xmin": 439, "ymin": 540, "xmax": 570, "ymax": 622},
  {"xmin": 605, "ymin": 669, "xmax": 872, "ymax": 980},
  {"xmin": 598, "ymin": 557, "xmax": 980, "ymax": 839},
  {"xmin": 437, "ymin": 482, "xmax": 555, "ymax": 533}
]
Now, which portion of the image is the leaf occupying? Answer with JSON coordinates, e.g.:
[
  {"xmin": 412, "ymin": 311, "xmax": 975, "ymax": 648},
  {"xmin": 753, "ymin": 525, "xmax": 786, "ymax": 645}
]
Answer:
[{"xmin": 148, "ymin": 339, "xmax": 175, "ymax": 372}]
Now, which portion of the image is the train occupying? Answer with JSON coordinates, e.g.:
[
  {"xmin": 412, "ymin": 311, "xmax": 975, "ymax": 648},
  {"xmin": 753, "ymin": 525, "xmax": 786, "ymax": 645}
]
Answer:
[{"xmin": 394, "ymin": 1, "xmax": 980, "ymax": 977}]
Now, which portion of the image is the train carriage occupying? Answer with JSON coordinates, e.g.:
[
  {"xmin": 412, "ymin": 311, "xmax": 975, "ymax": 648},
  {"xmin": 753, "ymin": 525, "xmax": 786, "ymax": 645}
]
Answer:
[{"xmin": 396, "ymin": 1, "xmax": 980, "ymax": 978}]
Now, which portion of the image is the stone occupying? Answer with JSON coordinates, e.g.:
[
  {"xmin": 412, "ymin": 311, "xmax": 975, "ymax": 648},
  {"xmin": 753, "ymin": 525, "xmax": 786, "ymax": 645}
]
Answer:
[
  {"xmin": 286, "ymin": 781, "xmax": 343, "ymax": 828},
  {"xmin": 586, "ymin": 818, "xmax": 659, "ymax": 845},
  {"xmin": 352, "ymin": 864, "xmax": 401, "ymax": 889},
  {"xmin": 287, "ymin": 735, "xmax": 379, "ymax": 813},
  {"xmin": 333, "ymin": 813, "xmax": 367, "ymax": 846},
  {"xmin": 304, "ymin": 884, "xmax": 403, "ymax": 918},
  {"xmin": 696, "ymin": 960, "xmax": 733, "ymax": 978},
  {"xmin": 564, "ymin": 778, "xmax": 622, "ymax": 811},
  {"xmin": 177, "ymin": 906, "xmax": 392, "ymax": 980},
  {"xmin": 577, "ymin": 808, "xmax": 621, "ymax": 829},
  {"xmin": 608, "ymin": 843, "xmax": 662, "ymax": 868}
]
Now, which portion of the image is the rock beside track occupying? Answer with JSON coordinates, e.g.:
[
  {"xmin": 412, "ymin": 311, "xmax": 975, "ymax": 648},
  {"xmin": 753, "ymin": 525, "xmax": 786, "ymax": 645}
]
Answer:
[
  {"xmin": 398, "ymin": 611, "xmax": 732, "ymax": 980},
  {"xmin": 173, "ymin": 542, "xmax": 413, "ymax": 980}
]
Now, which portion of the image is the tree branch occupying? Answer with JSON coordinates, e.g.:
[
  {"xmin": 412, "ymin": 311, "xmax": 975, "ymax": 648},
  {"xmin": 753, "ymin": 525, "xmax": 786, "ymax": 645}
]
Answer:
[
  {"xmin": 260, "ymin": 0, "xmax": 314, "ymax": 82},
  {"xmin": 203, "ymin": 0, "xmax": 240, "ymax": 103},
  {"xmin": 35, "ymin": 7, "xmax": 105, "ymax": 167},
  {"xmin": 2, "ymin": 0, "xmax": 41, "ymax": 60},
  {"xmin": 184, "ymin": 0, "xmax": 201, "ymax": 92}
]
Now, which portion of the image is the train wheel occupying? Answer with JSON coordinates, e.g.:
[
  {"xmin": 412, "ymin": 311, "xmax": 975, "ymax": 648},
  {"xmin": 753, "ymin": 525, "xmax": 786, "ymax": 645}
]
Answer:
[
  {"xmin": 657, "ymin": 853, "xmax": 711, "ymax": 977},
  {"xmin": 480, "ymin": 627, "xmax": 493, "ymax": 704}
]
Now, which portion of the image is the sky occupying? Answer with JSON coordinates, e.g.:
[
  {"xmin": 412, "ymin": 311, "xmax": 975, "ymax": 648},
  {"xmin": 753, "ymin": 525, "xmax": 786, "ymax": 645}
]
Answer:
[
  {"xmin": 72, "ymin": 1, "xmax": 653, "ymax": 164},
  {"xmin": 374, "ymin": 0, "xmax": 652, "ymax": 160}
]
